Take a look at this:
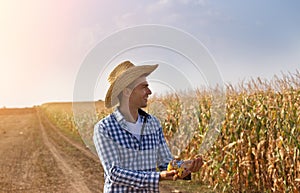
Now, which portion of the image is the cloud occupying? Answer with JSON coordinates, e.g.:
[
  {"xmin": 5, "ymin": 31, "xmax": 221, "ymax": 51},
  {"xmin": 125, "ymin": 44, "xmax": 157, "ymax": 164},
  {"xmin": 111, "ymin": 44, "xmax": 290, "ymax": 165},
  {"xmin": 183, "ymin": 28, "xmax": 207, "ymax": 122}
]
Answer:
[
  {"xmin": 146, "ymin": 0, "xmax": 170, "ymax": 14},
  {"xmin": 114, "ymin": 12, "xmax": 139, "ymax": 28}
]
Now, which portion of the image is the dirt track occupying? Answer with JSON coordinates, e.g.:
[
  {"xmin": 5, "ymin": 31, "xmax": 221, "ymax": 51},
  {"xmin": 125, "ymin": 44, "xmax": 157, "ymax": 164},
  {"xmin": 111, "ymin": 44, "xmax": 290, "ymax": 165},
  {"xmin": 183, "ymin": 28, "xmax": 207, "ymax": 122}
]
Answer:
[{"xmin": 0, "ymin": 108, "xmax": 103, "ymax": 193}]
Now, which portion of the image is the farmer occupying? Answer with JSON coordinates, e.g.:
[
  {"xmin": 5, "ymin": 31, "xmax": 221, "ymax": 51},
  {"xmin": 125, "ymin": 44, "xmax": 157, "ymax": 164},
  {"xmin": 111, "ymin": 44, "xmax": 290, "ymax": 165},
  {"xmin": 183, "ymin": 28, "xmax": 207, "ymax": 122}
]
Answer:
[{"xmin": 93, "ymin": 61, "xmax": 203, "ymax": 192}]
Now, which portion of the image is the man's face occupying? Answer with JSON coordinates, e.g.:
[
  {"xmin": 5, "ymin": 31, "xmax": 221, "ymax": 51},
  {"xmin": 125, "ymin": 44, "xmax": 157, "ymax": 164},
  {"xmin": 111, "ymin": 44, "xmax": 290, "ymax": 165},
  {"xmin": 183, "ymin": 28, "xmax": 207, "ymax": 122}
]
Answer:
[{"xmin": 128, "ymin": 76, "xmax": 152, "ymax": 108}]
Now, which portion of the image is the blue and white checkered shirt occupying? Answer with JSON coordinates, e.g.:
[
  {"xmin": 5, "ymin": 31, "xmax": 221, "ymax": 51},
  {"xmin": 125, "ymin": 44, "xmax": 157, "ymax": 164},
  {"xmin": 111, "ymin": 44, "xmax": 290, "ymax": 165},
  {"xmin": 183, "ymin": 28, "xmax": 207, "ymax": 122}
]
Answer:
[{"xmin": 93, "ymin": 108, "xmax": 173, "ymax": 193}]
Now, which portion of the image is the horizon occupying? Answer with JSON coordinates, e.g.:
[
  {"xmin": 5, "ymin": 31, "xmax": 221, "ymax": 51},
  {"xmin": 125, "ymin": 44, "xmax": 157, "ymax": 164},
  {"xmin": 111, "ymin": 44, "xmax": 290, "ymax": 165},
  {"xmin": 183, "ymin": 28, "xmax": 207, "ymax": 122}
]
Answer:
[{"xmin": 1, "ymin": 69, "xmax": 299, "ymax": 109}]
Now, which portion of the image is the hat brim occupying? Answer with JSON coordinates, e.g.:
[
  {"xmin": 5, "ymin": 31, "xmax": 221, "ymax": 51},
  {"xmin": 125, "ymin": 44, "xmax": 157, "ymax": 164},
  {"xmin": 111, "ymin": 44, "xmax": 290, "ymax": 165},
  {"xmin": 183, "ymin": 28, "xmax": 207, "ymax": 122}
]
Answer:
[{"xmin": 105, "ymin": 64, "xmax": 158, "ymax": 108}]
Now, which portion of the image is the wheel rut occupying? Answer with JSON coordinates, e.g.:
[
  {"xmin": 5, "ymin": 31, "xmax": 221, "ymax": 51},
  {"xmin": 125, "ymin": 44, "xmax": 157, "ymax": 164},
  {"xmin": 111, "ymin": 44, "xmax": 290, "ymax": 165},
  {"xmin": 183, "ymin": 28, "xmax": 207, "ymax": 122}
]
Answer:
[{"xmin": 37, "ymin": 110, "xmax": 93, "ymax": 193}]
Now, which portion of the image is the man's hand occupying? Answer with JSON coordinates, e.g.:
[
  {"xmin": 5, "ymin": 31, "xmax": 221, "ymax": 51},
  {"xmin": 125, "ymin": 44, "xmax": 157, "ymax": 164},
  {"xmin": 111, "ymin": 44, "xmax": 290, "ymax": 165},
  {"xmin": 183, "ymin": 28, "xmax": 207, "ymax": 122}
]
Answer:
[
  {"xmin": 188, "ymin": 156, "xmax": 203, "ymax": 173},
  {"xmin": 175, "ymin": 156, "xmax": 204, "ymax": 180},
  {"xmin": 159, "ymin": 170, "xmax": 177, "ymax": 181},
  {"xmin": 164, "ymin": 156, "xmax": 204, "ymax": 181}
]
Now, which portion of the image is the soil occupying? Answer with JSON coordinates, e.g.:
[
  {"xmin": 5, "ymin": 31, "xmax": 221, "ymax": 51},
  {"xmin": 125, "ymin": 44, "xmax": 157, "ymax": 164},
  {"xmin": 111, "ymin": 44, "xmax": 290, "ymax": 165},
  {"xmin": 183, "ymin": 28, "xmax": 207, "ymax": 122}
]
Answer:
[
  {"xmin": 0, "ymin": 108, "xmax": 209, "ymax": 193},
  {"xmin": 0, "ymin": 108, "xmax": 103, "ymax": 193}
]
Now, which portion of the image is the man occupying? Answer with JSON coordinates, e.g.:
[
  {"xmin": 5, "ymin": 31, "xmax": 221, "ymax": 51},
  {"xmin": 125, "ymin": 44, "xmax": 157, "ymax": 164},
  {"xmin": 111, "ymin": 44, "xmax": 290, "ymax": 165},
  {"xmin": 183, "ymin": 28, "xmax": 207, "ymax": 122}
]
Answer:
[{"xmin": 93, "ymin": 61, "xmax": 203, "ymax": 192}]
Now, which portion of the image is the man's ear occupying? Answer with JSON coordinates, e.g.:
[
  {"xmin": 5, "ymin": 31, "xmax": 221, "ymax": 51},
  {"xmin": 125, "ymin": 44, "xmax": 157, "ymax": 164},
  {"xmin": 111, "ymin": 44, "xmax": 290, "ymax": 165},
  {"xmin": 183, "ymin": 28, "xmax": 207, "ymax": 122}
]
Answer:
[{"xmin": 123, "ymin": 87, "xmax": 132, "ymax": 97}]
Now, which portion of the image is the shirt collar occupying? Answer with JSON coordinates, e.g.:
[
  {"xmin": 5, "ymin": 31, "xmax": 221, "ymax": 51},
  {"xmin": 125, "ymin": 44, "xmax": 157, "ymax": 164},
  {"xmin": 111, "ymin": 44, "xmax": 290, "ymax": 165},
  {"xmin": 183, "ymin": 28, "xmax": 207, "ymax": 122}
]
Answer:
[
  {"xmin": 113, "ymin": 107, "xmax": 125, "ymax": 123},
  {"xmin": 113, "ymin": 107, "xmax": 149, "ymax": 124}
]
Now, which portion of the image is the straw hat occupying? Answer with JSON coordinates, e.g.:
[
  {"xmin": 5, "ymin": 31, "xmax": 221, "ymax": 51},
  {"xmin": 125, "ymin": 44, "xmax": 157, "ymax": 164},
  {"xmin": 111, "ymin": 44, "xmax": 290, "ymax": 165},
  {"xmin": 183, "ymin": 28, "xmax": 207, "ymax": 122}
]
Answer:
[{"xmin": 104, "ymin": 61, "xmax": 158, "ymax": 108}]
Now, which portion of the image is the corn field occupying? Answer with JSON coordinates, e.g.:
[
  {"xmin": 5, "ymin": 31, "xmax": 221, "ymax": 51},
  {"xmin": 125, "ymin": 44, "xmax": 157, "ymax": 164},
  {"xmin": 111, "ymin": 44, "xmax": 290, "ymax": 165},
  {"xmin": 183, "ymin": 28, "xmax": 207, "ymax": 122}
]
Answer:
[{"xmin": 40, "ymin": 71, "xmax": 300, "ymax": 192}]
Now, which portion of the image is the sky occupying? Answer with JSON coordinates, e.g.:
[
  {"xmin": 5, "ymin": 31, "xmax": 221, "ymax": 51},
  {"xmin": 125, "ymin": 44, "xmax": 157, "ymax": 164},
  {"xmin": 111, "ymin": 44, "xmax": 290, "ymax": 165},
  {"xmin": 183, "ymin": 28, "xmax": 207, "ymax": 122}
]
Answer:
[{"xmin": 0, "ymin": 0, "xmax": 299, "ymax": 108}]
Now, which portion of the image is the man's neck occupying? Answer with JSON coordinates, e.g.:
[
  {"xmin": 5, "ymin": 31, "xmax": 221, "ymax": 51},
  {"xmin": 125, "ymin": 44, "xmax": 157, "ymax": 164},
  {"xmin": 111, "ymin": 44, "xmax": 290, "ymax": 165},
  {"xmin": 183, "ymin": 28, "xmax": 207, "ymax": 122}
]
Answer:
[{"xmin": 119, "ymin": 104, "xmax": 139, "ymax": 123}]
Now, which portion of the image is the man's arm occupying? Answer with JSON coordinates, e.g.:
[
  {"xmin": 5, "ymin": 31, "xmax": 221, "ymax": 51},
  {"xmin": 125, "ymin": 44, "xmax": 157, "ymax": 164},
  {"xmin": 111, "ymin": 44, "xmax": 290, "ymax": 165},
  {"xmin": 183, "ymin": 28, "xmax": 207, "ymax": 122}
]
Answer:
[{"xmin": 156, "ymin": 125, "xmax": 174, "ymax": 171}]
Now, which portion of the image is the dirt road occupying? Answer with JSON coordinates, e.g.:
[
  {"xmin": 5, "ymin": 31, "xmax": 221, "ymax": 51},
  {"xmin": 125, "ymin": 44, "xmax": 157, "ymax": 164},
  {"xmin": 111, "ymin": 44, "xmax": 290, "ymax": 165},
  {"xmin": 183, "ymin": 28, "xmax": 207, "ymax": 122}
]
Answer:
[{"xmin": 0, "ymin": 108, "xmax": 103, "ymax": 193}]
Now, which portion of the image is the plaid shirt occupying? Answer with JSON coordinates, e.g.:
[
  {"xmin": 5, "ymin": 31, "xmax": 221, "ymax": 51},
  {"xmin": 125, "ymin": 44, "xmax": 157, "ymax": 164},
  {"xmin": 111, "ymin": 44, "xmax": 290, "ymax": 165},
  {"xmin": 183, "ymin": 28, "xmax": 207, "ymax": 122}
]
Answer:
[{"xmin": 93, "ymin": 108, "xmax": 173, "ymax": 193}]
